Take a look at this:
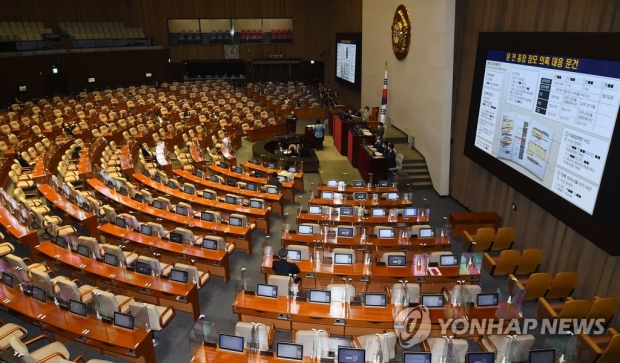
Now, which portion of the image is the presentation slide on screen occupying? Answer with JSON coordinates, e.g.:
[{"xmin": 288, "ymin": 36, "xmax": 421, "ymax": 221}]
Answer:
[
  {"xmin": 474, "ymin": 50, "xmax": 620, "ymax": 214},
  {"xmin": 336, "ymin": 42, "xmax": 356, "ymax": 83}
]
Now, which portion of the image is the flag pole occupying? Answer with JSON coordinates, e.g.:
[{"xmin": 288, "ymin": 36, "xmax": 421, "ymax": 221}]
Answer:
[{"xmin": 379, "ymin": 62, "xmax": 389, "ymax": 126}]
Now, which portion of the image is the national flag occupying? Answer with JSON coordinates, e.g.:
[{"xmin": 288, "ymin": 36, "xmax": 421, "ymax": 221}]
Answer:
[{"xmin": 379, "ymin": 63, "xmax": 388, "ymax": 125}]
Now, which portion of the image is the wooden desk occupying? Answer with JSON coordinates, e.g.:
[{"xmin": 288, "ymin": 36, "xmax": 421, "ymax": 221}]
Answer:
[
  {"xmin": 357, "ymin": 144, "xmax": 387, "ymax": 183},
  {"xmin": 98, "ymin": 223, "xmax": 231, "ymax": 282},
  {"xmin": 296, "ymin": 212, "xmax": 428, "ymax": 227},
  {"xmin": 241, "ymin": 161, "xmax": 304, "ymax": 191},
  {"xmin": 38, "ymin": 184, "xmax": 99, "ymax": 238},
  {"xmin": 246, "ymin": 123, "xmax": 288, "ymax": 142},
  {"xmin": 119, "ymin": 143, "xmax": 135, "ymax": 180},
  {"xmin": 31, "ymin": 157, "xmax": 48, "ymax": 183},
  {"xmin": 35, "ymin": 241, "xmax": 201, "ymax": 320},
  {"xmin": 232, "ymin": 291, "xmax": 517, "ymax": 337},
  {"xmin": 0, "ymin": 189, "xmax": 39, "ymax": 255},
  {"xmin": 317, "ymin": 184, "xmax": 398, "ymax": 194},
  {"xmin": 193, "ymin": 345, "xmax": 319, "ymax": 362},
  {"xmin": 261, "ymin": 255, "xmax": 479, "ymax": 292},
  {"xmin": 280, "ymin": 230, "xmax": 450, "ymax": 254},
  {"xmin": 208, "ymin": 164, "xmax": 295, "ymax": 202},
  {"xmin": 0, "ymin": 284, "xmax": 155, "ymax": 363},
  {"xmin": 133, "ymin": 173, "xmax": 270, "ymax": 233},
  {"xmin": 307, "ymin": 197, "xmax": 411, "ymax": 209},
  {"xmin": 189, "ymin": 144, "xmax": 207, "ymax": 169},
  {"xmin": 449, "ymin": 212, "xmax": 502, "ymax": 237},
  {"xmin": 88, "ymin": 178, "xmax": 253, "ymax": 254},
  {"xmin": 173, "ymin": 169, "xmax": 284, "ymax": 216}
]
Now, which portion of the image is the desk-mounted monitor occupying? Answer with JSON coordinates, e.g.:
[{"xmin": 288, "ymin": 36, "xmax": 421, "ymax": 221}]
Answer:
[
  {"xmin": 55, "ymin": 235, "xmax": 67, "ymax": 248},
  {"xmin": 133, "ymin": 193, "xmax": 144, "ymax": 203},
  {"xmin": 170, "ymin": 269, "xmax": 188, "ymax": 283},
  {"xmin": 353, "ymin": 192, "xmax": 367, "ymax": 200},
  {"xmin": 386, "ymin": 192, "xmax": 400, "ymax": 200},
  {"xmin": 378, "ymin": 229, "xmax": 395, "ymax": 238},
  {"xmin": 287, "ymin": 249, "xmax": 301, "ymax": 262},
  {"xmin": 403, "ymin": 207, "xmax": 418, "ymax": 217},
  {"xmin": 70, "ymin": 299, "xmax": 87, "ymax": 317},
  {"xmin": 194, "ymin": 169, "xmax": 203, "ymax": 178},
  {"xmin": 114, "ymin": 311, "xmax": 135, "ymax": 330},
  {"xmin": 175, "ymin": 205, "xmax": 188, "ymax": 216},
  {"xmin": 418, "ymin": 228, "xmax": 435, "ymax": 238},
  {"xmin": 169, "ymin": 232, "xmax": 183, "ymax": 244},
  {"xmin": 183, "ymin": 185, "xmax": 195, "ymax": 195},
  {"xmin": 219, "ymin": 161, "xmax": 228, "ymax": 169},
  {"xmin": 202, "ymin": 237, "xmax": 218, "ymax": 250},
  {"xmin": 421, "ymin": 294, "xmax": 444, "ymax": 308},
  {"xmin": 267, "ymin": 163, "xmax": 276, "ymax": 169},
  {"xmin": 439, "ymin": 254, "xmax": 459, "ymax": 266},
  {"xmin": 115, "ymin": 216, "xmax": 127, "ymax": 229},
  {"xmin": 277, "ymin": 175, "xmax": 288, "ymax": 183},
  {"xmin": 388, "ymin": 255, "xmax": 407, "ymax": 267},
  {"xmin": 1, "ymin": 273, "xmax": 14, "ymax": 289},
  {"xmin": 77, "ymin": 244, "xmax": 91, "ymax": 258},
  {"xmin": 372, "ymin": 208, "xmax": 386, "ymax": 217},
  {"xmin": 298, "ymin": 225, "xmax": 313, "ymax": 235},
  {"xmin": 327, "ymin": 179, "xmax": 338, "ymax": 187},
  {"xmin": 466, "ymin": 352, "xmax": 494, "ymax": 363},
  {"xmin": 225, "ymin": 195, "xmax": 236, "ymax": 204},
  {"xmin": 219, "ymin": 333, "xmax": 244, "ymax": 353},
  {"xmin": 337, "ymin": 226, "xmax": 354, "ymax": 237},
  {"xmin": 337, "ymin": 348, "xmax": 365, "ymax": 363},
  {"xmin": 352, "ymin": 180, "xmax": 365, "ymax": 187},
  {"xmin": 321, "ymin": 191, "xmax": 334, "ymax": 199},
  {"xmin": 226, "ymin": 179, "xmax": 237, "ymax": 187},
  {"xmin": 403, "ymin": 352, "xmax": 432, "ymax": 363},
  {"xmin": 135, "ymin": 261, "xmax": 153, "ymax": 276},
  {"xmin": 32, "ymin": 285, "xmax": 47, "ymax": 303},
  {"xmin": 251, "ymin": 158, "xmax": 259, "ymax": 164},
  {"xmin": 308, "ymin": 205, "xmax": 322, "ymax": 214},
  {"xmin": 153, "ymin": 174, "xmax": 161, "ymax": 183},
  {"xmin": 249, "ymin": 200, "xmax": 263, "ymax": 209},
  {"xmin": 118, "ymin": 187, "xmax": 128, "ymax": 196},
  {"xmin": 288, "ymin": 167, "xmax": 296, "ymax": 173},
  {"xmin": 209, "ymin": 175, "xmax": 219, "ymax": 183},
  {"xmin": 234, "ymin": 166, "xmax": 243, "ymax": 174},
  {"xmin": 103, "ymin": 253, "xmax": 119, "ymax": 267},
  {"xmin": 203, "ymin": 191, "xmax": 215, "ymax": 200},
  {"xmin": 246, "ymin": 183, "xmax": 257, "ymax": 191},
  {"xmin": 364, "ymin": 293, "xmax": 387, "ymax": 307},
  {"xmin": 340, "ymin": 206, "xmax": 354, "ymax": 216},
  {"xmin": 229, "ymin": 216, "xmax": 243, "ymax": 227},
  {"xmin": 140, "ymin": 224, "xmax": 152, "ymax": 236},
  {"xmin": 256, "ymin": 283, "xmax": 278, "ymax": 298},
  {"xmin": 378, "ymin": 180, "xmax": 390, "ymax": 187},
  {"xmin": 201, "ymin": 211, "xmax": 214, "ymax": 222},
  {"xmin": 309, "ymin": 289, "xmax": 331, "ymax": 303},
  {"xmin": 267, "ymin": 187, "xmax": 278, "ymax": 194},
  {"xmin": 167, "ymin": 180, "xmax": 177, "ymax": 189},
  {"xmin": 254, "ymin": 170, "xmax": 264, "ymax": 179},
  {"xmin": 477, "ymin": 293, "xmax": 499, "ymax": 307},
  {"xmin": 276, "ymin": 341, "xmax": 303, "ymax": 361},
  {"xmin": 333, "ymin": 252, "xmax": 353, "ymax": 265},
  {"xmin": 153, "ymin": 200, "xmax": 164, "ymax": 209},
  {"xmin": 529, "ymin": 348, "xmax": 555, "ymax": 363},
  {"xmin": 80, "ymin": 201, "xmax": 91, "ymax": 212}
]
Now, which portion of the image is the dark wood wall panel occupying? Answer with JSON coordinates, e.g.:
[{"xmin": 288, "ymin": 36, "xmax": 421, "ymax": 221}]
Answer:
[{"xmin": 452, "ymin": 0, "xmax": 620, "ymax": 327}]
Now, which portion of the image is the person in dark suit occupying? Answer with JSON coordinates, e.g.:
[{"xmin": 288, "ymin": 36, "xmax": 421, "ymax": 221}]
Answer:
[
  {"xmin": 16, "ymin": 154, "xmax": 32, "ymax": 168},
  {"xmin": 372, "ymin": 135, "xmax": 383, "ymax": 152},
  {"xmin": 272, "ymin": 248, "xmax": 300, "ymax": 276},
  {"xmin": 387, "ymin": 143, "xmax": 397, "ymax": 171},
  {"xmin": 140, "ymin": 143, "xmax": 152, "ymax": 159},
  {"xmin": 62, "ymin": 122, "xmax": 75, "ymax": 137},
  {"xmin": 70, "ymin": 146, "xmax": 82, "ymax": 160},
  {"xmin": 267, "ymin": 172, "xmax": 282, "ymax": 188},
  {"xmin": 183, "ymin": 108, "xmax": 190, "ymax": 118}
]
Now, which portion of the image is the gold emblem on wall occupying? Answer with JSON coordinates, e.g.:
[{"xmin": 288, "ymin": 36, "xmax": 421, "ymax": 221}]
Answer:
[{"xmin": 391, "ymin": 4, "xmax": 411, "ymax": 60}]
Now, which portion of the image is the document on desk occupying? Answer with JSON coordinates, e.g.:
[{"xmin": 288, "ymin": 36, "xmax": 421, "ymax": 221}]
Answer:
[{"xmin": 427, "ymin": 267, "xmax": 442, "ymax": 276}]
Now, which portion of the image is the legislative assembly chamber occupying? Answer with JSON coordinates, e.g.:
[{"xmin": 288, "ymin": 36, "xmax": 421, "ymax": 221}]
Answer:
[{"xmin": 0, "ymin": 1, "xmax": 618, "ymax": 363}]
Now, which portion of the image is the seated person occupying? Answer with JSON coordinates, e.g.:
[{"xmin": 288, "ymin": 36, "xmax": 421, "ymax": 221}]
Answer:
[
  {"xmin": 272, "ymin": 248, "xmax": 301, "ymax": 279},
  {"xmin": 16, "ymin": 154, "xmax": 33, "ymax": 168},
  {"xmin": 140, "ymin": 143, "xmax": 152, "ymax": 159},
  {"xmin": 63, "ymin": 122, "xmax": 75, "ymax": 137},
  {"xmin": 71, "ymin": 146, "xmax": 82, "ymax": 160},
  {"xmin": 372, "ymin": 135, "xmax": 383, "ymax": 152},
  {"xmin": 266, "ymin": 172, "xmax": 282, "ymax": 188}
]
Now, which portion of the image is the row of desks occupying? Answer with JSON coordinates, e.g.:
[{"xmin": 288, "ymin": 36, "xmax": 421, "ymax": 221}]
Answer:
[
  {"xmin": 296, "ymin": 211, "xmax": 429, "ymax": 226},
  {"xmin": 0, "ymin": 282, "xmax": 154, "ymax": 363},
  {"xmin": 87, "ymin": 178, "xmax": 254, "ymax": 254},
  {"xmin": 35, "ymin": 241, "xmax": 201, "ymax": 320},
  {"xmin": 240, "ymin": 161, "xmax": 304, "ymax": 191},
  {"xmin": 208, "ymin": 164, "xmax": 295, "ymax": 202}
]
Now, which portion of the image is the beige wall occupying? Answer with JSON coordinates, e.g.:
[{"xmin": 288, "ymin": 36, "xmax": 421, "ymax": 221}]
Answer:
[{"xmin": 362, "ymin": 0, "xmax": 454, "ymax": 195}]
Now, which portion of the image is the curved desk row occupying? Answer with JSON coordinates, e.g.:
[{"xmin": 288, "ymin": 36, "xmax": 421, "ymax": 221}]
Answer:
[
  {"xmin": 295, "ymin": 211, "xmax": 429, "ymax": 228},
  {"xmin": 241, "ymin": 161, "xmax": 304, "ymax": 191},
  {"xmin": 208, "ymin": 164, "xmax": 295, "ymax": 202},
  {"xmin": 38, "ymin": 184, "xmax": 99, "ymax": 238}
]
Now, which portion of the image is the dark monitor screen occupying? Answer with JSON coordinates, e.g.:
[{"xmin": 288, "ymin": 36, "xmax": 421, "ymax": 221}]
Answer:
[
  {"xmin": 276, "ymin": 342, "xmax": 303, "ymax": 361},
  {"xmin": 403, "ymin": 207, "xmax": 418, "ymax": 217},
  {"xmin": 194, "ymin": 169, "xmax": 203, "ymax": 178},
  {"xmin": 254, "ymin": 170, "xmax": 264, "ymax": 179},
  {"xmin": 298, "ymin": 225, "xmax": 313, "ymax": 235},
  {"xmin": 529, "ymin": 349, "xmax": 555, "ymax": 363},
  {"xmin": 167, "ymin": 180, "xmax": 177, "ymax": 189},
  {"xmin": 229, "ymin": 216, "xmax": 242, "ymax": 226},
  {"xmin": 201, "ymin": 211, "xmax": 214, "ymax": 222},
  {"xmin": 337, "ymin": 227, "xmax": 354, "ymax": 237},
  {"xmin": 388, "ymin": 255, "xmax": 407, "ymax": 267},
  {"xmin": 170, "ymin": 269, "xmax": 188, "ymax": 283},
  {"xmin": 256, "ymin": 284, "xmax": 278, "ymax": 298},
  {"xmin": 353, "ymin": 192, "xmax": 367, "ymax": 200},
  {"xmin": 80, "ymin": 202, "xmax": 91, "ymax": 212},
  {"xmin": 135, "ymin": 261, "xmax": 153, "ymax": 276},
  {"xmin": 309, "ymin": 289, "xmax": 331, "ymax": 303},
  {"xmin": 234, "ymin": 166, "xmax": 243, "ymax": 174},
  {"xmin": 183, "ymin": 185, "xmax": 195, "ymax": 194},
  {"xmin": 219, "ymin": 333, "xmax": 244, "ymax": 353},
  {"xmin": 477, "ymin": 293, "xmax": 499, "ymax": 307},
  {"xmin": 219, "ymin": 161, "xmax": 228, "ymax": 168},
  {"xmin": 308, "ymin": 205, "xmax": 322, "ymax": 214},
  {"xmin": 133, "ymin": 193, "xmax": 144, "ymax": 203},
  {"xmin": 153, "ymin": 200, "xmax": 163, "ymax": 209},
  {"xmin": 378, "ymin": 228, "xmax": 395, "ymax": 238},
  {"xmin": 267, "ymin": 187, "xmax": 278, "ymax": 194},
  {"xmin": 176, "ymin": 206, "xmax": 188, "ymax": 216},
  {"xmin": 439, "ymin": 255, "xmax": 459, "ymax": 266},
  {"xmin": 337, "ymin": 348, "xmax": 365, "ymax": 363},
  {"xmin": 352, "ymin": 180, "xmax": 365, "ymax": 187},
  {"xmin": 466, "ymin": 352, "xmax": 494, "ymax": 363},
  {"xmin": 55, "ymin": 235, "xmax": 67, "ymax": 247},
  {"xmin": 418, "ymin": 228, "xmax": 435, "ymax": 238},
  {"xmin": 114, "ymin": 311, "xmax": 135, "ymax": 330},
  {"xmin": 403, "ymin": 352, "xmax": 432, "ymax": 363},
  {"xmin": 334, "ymin": 252, "xmax": 353, "ymax": 265},
  {"xmin": 140, "ymin": 224, "xmax": 152, "ymax": 236},
  {"xmin": 209, "ymin": 175, "xmax": 219, "ymax": 182},
  {"xmin": 115, "ymin": 216, "xmax": 127, "ymax": 228},
  {"xmin": 378, "ymin": 180, "xmax": 390, "ymax": 187},
  {"xmin": 225, "ymin": 196, "xmax": 237, "ymax": 204},
  {"xmin": 32, "ymin": 285, "xmax": 47, "ymax": 303},
  {"xmin": 364, "ymin": 293, "xmax": 387, "ymax": 307},
  {"xmin": 203, "ymin": 191, "xmax": 214, "ymax": 200},
  {"xmin": 69, "ymin": 299, "xmax": 87, "ymax": 317},
  {"xmin": 153, "ymin": 174, "xmax": 161, "ymax": 182},
  {"xmin": 267, "ymin": 163, "xmax": 276, "ymax": 169},
  {"xmin": 251, "ymin": 158, "xmax": 259, "ymax": 164},
  {"xmin": 118, "ymin": 187, "xmax": 128, "ymax": 196},
  {"xmin": 103, "ymin": 253, "xmax": 119, "ymax": 267},
  {"xmin": 202, "ymin": 238, "xmax": 218, "ymax": 250},
  {"xmin": 340, "ymin": 206, "xmax": 354, "ymax": 216},
  {"xmin": 77, "ymin": 244, "xmax": 90, "ymax": 258},
  {"xmin": 421, "ymin": 294, "xmax": 444, "ymax": 308},
  {"xmin": 1, "ymin": 273, "xmax": 13, "ymax": 288},
  {"xmin": 249, "ymin": 200, "xmax": 262, "ymax": 209},
  {"xmin": 169, "ymin": 232, "xmax": 183, "ymax": 244},
  {"xmin": 246, "ymin": 183, "xmax": 257, "ymax": 191},
  {"xmin": 226, "ymin": 179, "xmax": 237, "ymax": 187}
]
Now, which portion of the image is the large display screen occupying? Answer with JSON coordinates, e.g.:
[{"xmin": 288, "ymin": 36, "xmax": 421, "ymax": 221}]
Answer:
[
  {"xmin": 335, "ymin": 33, "xmax": 361, "ymax": 90},
  {"xmin": 464, "ymin": 33, "xmax": 620, "ymax": 255}
]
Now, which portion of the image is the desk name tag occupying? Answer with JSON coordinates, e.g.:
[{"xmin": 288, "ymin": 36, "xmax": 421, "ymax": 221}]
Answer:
[
  {"xmin": 376, "ymin": 262, "xmax": 386, "ymax": 267},
  {"xmin": 277, "ymin": 313, "xmax": 289, "ymax": 320},
  {"xmin": 415, "ymin": 277, "xmax": 426, "ymax": 283},
  {"xmin": 359, "ymin": 276, "xmax": 369, "ymax": 282},
  {"xmin": 244, "ymin": 290, "xmax": 256, "ymax": 295},
  {"xmin": 305, "ymin": 273, "xmax": 316, "ymax": 278},
  {"xmin": 203, "ymin": 341, "xmax": 217, "ymax": 348},
  {"xmin": 260, "ymin": 350, "xmax": 274, "ymax": 357},
  {"xmin": 400, "ymin": 247, "xmax": 410, "ymax": 251},
  {"xmin": 334, "ymin": 319, "xmax": 346, "ymax": 325},
  {"xmin": 213, "ymin": 261, "xmax": 221, "ymax": 267},
  {"xmin": 356, "ymin": 246, "xmax": 365, "ymax": 250},
  {"xmin": 322, "ymin": 258, "xmax": 333, "ymax": 265}
]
